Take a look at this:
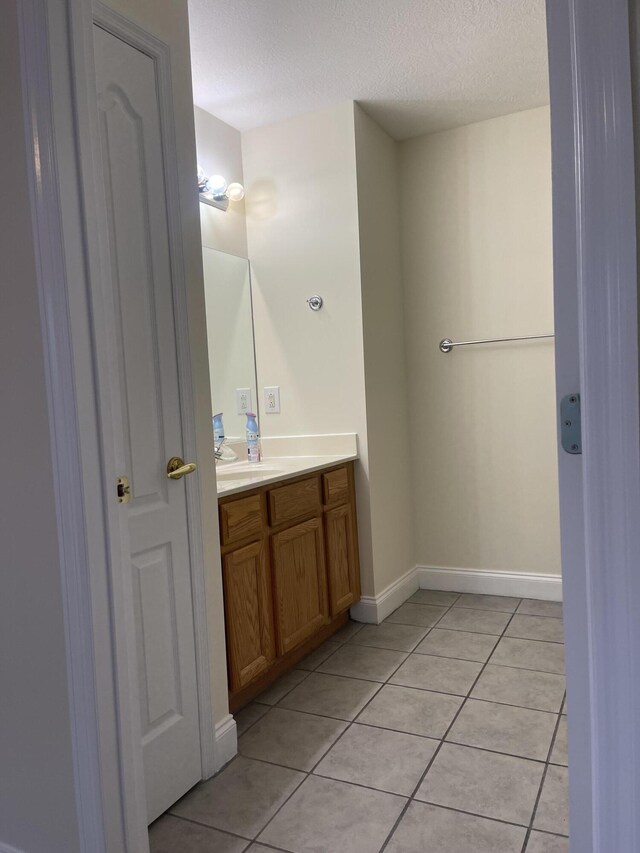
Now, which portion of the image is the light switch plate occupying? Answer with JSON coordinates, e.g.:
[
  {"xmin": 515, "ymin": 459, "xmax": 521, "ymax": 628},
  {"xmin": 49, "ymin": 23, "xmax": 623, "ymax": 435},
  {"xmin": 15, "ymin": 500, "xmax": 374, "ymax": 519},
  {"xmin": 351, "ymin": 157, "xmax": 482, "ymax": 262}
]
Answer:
[
  {"xmin": 236, "ymin": 388, "xmax": 252, "ymax": 415},
  {"xmin": 264, "ymin": 386, "xmax": 281, "ymax": 414}
]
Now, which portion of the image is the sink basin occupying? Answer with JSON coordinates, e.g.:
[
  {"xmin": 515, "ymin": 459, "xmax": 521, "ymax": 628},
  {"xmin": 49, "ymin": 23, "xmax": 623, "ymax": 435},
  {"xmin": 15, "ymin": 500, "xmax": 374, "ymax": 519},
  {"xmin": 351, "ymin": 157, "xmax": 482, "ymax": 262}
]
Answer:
[{"xmin": 216, "ymin": 465, "xmax": 284, "ymax": 482}]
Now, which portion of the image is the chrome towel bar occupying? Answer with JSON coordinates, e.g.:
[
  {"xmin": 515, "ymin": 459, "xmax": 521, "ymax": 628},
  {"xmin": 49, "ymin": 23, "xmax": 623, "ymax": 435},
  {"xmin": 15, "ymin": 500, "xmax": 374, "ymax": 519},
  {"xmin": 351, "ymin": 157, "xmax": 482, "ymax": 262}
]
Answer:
[{"xmin": 439, "ymin": 333, "xmax": 555, "ymax": 354}]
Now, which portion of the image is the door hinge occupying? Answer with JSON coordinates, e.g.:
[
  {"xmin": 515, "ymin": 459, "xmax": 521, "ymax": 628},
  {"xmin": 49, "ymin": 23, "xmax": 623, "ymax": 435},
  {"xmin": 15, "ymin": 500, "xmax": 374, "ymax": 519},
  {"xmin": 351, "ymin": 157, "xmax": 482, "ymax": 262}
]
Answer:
[
  {"xmin": 560, "ymin": 393, "xmax": 582, "ymax": 454},
  {"xmin": 117, "ymin": 475, "xmax": 131, "ymax": 503}
]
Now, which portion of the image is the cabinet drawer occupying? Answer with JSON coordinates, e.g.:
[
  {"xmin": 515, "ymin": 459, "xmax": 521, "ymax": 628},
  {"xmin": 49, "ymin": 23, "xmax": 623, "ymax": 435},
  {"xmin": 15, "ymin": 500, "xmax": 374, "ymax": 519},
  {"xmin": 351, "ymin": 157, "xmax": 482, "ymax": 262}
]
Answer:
[
  {"xmin": 322, "ymin": 466, "xmax": 349, "ymax": 507},
  {"xmin": 268, "ymin": 476, "xmax": 320, "ymax": 526},
  {"xmin": 219, "ymin": 493, "xmax": 264, "ymax": 546}
]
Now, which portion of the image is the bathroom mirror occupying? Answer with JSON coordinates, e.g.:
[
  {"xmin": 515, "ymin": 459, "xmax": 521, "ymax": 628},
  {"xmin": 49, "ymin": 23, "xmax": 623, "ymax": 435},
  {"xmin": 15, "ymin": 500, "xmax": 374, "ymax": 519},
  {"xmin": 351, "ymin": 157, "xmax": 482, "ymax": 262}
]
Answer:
[{"xmin": 202, "ymin": 247, "xmax": 258, "ymax": 440}]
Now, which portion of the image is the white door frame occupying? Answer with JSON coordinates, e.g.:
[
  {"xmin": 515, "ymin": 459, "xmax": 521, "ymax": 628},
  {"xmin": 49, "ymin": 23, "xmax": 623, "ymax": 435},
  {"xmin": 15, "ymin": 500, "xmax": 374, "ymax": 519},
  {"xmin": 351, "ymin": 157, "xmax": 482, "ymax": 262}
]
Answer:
[
  {"xmin": 15, "ymin": 0, "xmax": 640, "ymax": 850},
  {"xmin": 547, "ymin": 1, "xmax": 640, "ymax": 851},
  {"xmin": 17, "ymin": 0, "xmax": 218, "ymax": 850}
]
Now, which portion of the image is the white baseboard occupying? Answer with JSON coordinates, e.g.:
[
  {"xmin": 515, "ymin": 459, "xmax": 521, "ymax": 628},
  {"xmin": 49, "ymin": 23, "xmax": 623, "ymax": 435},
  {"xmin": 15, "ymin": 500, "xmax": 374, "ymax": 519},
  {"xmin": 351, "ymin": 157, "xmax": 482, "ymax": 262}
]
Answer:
[
  {"xmin": 212, "ymin": 714, "xmax": 237, "ymax": 774},
  {"xmin": 417, "ymin": 565, "xmax": 563, "ymax": 601},
  {"xmin": 350, "ymin": 567, "xmax": 419, "ymax": 624}
]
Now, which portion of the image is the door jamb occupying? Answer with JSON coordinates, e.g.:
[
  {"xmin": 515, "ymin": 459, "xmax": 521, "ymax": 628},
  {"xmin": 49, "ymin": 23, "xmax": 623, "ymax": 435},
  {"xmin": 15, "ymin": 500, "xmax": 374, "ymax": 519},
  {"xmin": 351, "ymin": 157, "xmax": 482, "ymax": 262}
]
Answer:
[{"xmin": 547, "ymin": 1, "xmax": 640, "ymax": 851}]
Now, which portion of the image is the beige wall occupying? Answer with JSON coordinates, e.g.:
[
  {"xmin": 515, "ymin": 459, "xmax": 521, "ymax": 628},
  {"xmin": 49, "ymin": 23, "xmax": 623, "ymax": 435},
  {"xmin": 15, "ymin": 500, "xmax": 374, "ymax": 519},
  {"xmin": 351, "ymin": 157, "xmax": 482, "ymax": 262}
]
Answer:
[
  {"xmin": 106, "ymin": 0, "xmax": 230, "ymax": 727},
  {"xmin": 353, "ymin": 105, "xmax": 414, "ymax": 591},
  {"xmin": 400, "ymin": 106, "xmax": 561, "ymax": 576},
  {"xmin": 242, "ymin": 103, "xmax": 376, "ymax": 592},
  {"xmin": 195, "ymin": 106, "xmax": 248, "ymax": 257}
]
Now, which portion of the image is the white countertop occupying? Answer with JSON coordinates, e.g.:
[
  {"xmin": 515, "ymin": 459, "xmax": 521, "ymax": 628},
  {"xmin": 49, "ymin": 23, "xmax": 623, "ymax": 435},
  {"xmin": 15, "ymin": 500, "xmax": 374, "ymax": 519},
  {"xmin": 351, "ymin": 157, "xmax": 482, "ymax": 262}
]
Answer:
[{"xmin": 215, "ymin": 452, "xmax": 358, "ymax": 497}]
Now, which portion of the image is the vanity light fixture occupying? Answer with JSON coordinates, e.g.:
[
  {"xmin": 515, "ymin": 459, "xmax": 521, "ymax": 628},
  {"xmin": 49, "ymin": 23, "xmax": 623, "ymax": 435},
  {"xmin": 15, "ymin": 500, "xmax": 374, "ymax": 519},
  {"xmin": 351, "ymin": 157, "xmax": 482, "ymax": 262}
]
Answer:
[{"xmin": 197, "ymin": 166, "xmax": 245, "ymax": 212}]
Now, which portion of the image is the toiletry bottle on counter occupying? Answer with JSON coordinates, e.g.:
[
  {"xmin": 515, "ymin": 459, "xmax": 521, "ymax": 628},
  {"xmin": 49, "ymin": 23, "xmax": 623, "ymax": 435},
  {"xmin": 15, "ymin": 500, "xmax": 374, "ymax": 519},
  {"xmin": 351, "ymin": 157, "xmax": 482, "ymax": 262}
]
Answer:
[
  {"xmin": 213, "ymin": 413, "xmax": 225, "ymax": 447},
  {"xmin": 245, "ymin": 412, "xmax": 261, "ymax": 463}
]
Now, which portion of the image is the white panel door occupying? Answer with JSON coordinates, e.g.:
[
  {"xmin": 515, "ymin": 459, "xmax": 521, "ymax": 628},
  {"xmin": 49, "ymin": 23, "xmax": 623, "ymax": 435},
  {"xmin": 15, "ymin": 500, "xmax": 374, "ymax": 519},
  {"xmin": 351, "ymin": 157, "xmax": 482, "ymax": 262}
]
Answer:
[{"xmin": 93, "ymin": 25, "xmax": 201, "ymax": 823}]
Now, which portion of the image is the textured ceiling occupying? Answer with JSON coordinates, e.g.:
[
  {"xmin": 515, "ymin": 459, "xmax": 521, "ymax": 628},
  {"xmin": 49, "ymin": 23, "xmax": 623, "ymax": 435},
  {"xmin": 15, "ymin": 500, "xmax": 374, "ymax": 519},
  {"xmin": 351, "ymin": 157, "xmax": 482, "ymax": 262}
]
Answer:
[{"xmin": 188, "ymin": 0, "xmax": 549, "ymax": 141}]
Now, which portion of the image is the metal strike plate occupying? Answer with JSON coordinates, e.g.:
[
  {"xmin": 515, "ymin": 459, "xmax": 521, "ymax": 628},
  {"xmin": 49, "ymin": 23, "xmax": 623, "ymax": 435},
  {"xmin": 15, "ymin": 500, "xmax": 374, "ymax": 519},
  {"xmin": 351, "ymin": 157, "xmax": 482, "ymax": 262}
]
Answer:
[
  {"xmin": 117, "ymin": 475, "xmax": 131, "ymax": 504},
  {"xmin": 560, "ymin": 394, "xmax": 582, "ymax": 454}
]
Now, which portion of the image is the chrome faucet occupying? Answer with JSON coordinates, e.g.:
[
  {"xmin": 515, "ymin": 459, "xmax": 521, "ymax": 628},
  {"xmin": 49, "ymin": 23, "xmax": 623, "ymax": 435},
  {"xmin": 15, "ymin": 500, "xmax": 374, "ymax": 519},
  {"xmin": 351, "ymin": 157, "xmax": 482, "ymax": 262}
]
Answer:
[{"xmin": 214, "ymin": 437, "xmax": 238, "ymax": 463}]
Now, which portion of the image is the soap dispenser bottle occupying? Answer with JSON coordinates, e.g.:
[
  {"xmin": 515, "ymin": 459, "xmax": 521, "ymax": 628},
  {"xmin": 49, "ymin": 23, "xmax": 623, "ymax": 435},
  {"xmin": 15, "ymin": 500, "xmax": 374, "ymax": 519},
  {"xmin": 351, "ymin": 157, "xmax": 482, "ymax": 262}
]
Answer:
[
  {"xmin": 245, "ymin": 412, "xmax": 261, "ymax": 463},
  {"xmin": 213, "ymin": 413, "xmax": 225, "ymax": 449}
]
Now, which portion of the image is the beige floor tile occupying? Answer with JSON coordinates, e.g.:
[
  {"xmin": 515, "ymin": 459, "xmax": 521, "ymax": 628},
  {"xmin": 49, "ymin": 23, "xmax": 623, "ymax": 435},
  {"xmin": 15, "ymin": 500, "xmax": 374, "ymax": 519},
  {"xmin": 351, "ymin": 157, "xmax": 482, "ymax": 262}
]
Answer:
[
  {"xmin": 259, "ymin": 775, "xmax": 406, "ymax": 853},
  {"xmin": 408, "ymin": 590, "xmax": 460, "ymax": 606},
  {"xmin": 255, "ymin": 669, "xmax": 308, "ymax": 705},
  {"xmin": 438, "ymin": 607, "xmax": 511, "ymax": 635},
  {"xmin": 390, "ymin": 653, "xmax": 482, "ymax": 696},
  {"xmin": 349, "ymin": 622, "xmax": 428, "ymax": 652},
  {"xmin": 506, "ymin": 615, "xmax": 564, "ymax": 643},
  {"xmin": 526, "ymin": 831, "xmax": 570, "ymax": 852},
  {"xmin": 149, "ymin": 815, "xmax": 249, "ymax": 853},
  {"xmin": 235, "ymin": 703, "xmax": 270, "ymax": 737},
  {"xmin": 416, "ymin": 742, "xmax": 544, "ymax": 825},
  {"xmin": 357, "ymin": 683, "xmax": 462, "ymax": 739},
  {"xmin": 238, "ymin": 707, "xmax": 347, "ymax": 771},
  {"xmin": 278, "ymin": 672, "xmax": 381, "ymax": 720},
  {"xmin": 454, "ymin": 594, "xmax": 521, "ymax": 612},
  {"xmin": 385, "ymin": 603, "xmax": 448, "ymax": 627},
  {"xmin": 332, "ymin": 620, "xmax": 365, "ymax": 644},
  {"xmin": 297, "ymin": 640, "xmax": 341, "ymax": 671},
  {"xmin": 447, "ymin": 699, "xmax": 557, "ymax": 760},
  {"xmin": 385, "ymin": 801, "xmax": 527, "ymax": 853},
  {"xmin": 471, "ymin": 665, "xmax": 566, "ymax": 713},
  {"xmin": 315, "ymin": 722, "xmax": 438, "ymax": 795},
  {"xmin": 415, "ymin": 628, "xmax": 499, "ymax": 662},
  {"xmin": 518, "ymin": 600, "xmax": 563, "ymax": 618},
  {"xmin": 550, "ymin": 716, "xmax": 568, "ymax": 766},
  {"xmin": 170, "ymin": 756, "xmax": 304, "ymax": 838},
  {"xmin": 490, "ymin": 637, "xmax": 565, "ymax": 674},
  {"xmin": 317, "ymin": 643, "xmax": 407, "ymax": 681},
  {"xmin": 533, "ymin": 766, "xmax": 569, "ymax": 836}
]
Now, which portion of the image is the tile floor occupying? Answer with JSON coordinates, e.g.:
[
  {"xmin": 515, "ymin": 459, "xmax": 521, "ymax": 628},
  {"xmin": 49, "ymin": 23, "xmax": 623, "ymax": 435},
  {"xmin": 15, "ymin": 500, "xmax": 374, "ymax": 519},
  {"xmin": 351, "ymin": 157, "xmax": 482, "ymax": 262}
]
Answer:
[{"xmin": 149, "ymin": 591, "xmax": 568, "ymax": 853}]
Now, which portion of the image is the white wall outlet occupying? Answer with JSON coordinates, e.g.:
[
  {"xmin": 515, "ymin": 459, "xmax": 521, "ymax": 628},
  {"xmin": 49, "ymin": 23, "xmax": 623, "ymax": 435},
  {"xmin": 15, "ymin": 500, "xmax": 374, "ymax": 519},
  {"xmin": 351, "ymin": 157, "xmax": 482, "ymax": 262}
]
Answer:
[
  {"xmin": 236, "ymin": 388, "xmax": 252, "ymax": 415},
  {"xmin": 264, "ymin": 386, "xmax": 281, "ymax": 414}
]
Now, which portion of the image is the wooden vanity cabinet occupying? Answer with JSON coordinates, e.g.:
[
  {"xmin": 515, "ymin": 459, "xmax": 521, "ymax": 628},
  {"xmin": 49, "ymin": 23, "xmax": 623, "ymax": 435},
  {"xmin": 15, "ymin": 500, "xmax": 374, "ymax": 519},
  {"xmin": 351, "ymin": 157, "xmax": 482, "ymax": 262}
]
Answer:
[
  {"xmin": 222, "ymin": 539, "xmax": 275, "ymax": 692},
  {"xmin": 219, "ymin": 462, "xmax": 360, "ymax": 710}
]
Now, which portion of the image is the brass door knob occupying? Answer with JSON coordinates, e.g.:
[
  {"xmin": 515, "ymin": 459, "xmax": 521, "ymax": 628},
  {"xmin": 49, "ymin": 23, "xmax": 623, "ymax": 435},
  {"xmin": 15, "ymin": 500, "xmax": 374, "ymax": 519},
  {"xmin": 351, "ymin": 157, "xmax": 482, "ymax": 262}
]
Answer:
[{"xmin": 166, "ymin": 456, "xmax": 197, "ymax": 480}]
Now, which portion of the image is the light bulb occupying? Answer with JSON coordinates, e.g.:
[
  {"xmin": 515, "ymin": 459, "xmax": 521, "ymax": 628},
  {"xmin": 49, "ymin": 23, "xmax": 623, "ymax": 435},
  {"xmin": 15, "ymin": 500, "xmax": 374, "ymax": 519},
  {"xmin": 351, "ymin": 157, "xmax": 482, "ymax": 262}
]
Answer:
[
  {"xmin": 209, "ymin": 174, "xmax": 228, "ymax": 196},
  {"xmin": 226, "ymin": 182, "xmax": 245, "ymax": 202}
]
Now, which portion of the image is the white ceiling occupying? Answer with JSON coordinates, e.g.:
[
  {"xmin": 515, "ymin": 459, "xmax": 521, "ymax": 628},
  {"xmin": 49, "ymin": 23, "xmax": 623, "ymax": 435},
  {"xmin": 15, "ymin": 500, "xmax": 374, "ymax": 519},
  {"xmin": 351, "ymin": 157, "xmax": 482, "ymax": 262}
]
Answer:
[{"xmin": 188, "ymin": 0, "xmax": 549, "ymax": 141}]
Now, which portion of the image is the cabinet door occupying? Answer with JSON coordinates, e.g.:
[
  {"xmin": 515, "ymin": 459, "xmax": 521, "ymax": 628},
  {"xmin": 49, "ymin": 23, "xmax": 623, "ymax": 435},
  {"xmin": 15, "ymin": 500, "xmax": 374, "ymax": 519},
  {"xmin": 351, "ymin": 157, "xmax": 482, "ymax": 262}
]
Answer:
[
  {"xmin": 222, "ymin": 539, "xmax": 275, "ymax": 692},
  {"xmin": 325, "ymin": 504, "xmax": 360, "ymax": 615},
  {"xmin": 271, "ymin": 517, "xmax": 329, "ymax": 655}
]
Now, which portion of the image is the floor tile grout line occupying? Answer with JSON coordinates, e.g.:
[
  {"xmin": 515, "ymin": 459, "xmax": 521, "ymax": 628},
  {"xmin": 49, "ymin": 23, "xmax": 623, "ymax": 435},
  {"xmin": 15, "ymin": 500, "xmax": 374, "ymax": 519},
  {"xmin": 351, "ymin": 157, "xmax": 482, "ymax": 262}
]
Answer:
[
  {"xmin": 240, "ymin": 722, "xmax": 561, "ymax": 774},
  {"xmin": 378, "ymin": 599, "xmax": 526, "ymax": 851},
  {"xmin": 246, "ymin": 616, "xmax": 402, "ymax": 849},
  {"xmin": 247, "ymin": 596, "xmax": 563, "ymax": 796},
  {"xmin": 407, "ymin": 797, "xmax": 541, "ymax": 831},
  {"xmin": 184, "ymin": 594, "xmax": 565, "ymax": 851},
  {"xmin": 382, "ymin": 618, "xmax": 565, "ymax": 645},
  {"xmin": 164, "ymin": 812, "xmax": 254, "ymax": 844},
  {"xmin": 236, "ymin": 599, "xmax": 563, "ymax": 720},
  {"xmin": 521, "ymin": 690, "xmax": 568, "ymax": 851},
  {"xmin": 249, "ymin": 595, "xmax": 467, "ymax": 851}
]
